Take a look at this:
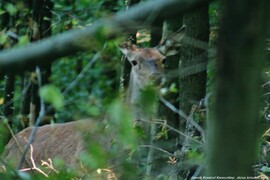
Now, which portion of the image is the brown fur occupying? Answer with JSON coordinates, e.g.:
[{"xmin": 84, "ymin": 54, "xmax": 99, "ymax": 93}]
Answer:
[{"xmin": 2, "ymin": 119, "xmax": 112, "ymax": 171}]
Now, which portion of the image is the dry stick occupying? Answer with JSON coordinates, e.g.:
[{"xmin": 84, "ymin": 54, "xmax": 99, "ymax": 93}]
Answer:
[
  {"xmin": 20, "ymin": 144, "xmax": 48, "ymax": 177},
  {"xmin": 17, "ymin": 66, "xmax": 46, "ymax": 170},
  {"xmin": 41, "ymin": 159, "xmax": 59, "ymax": 174}
]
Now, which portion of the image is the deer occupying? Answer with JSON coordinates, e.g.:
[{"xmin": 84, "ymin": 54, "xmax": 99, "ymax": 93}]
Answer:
[{"xmin": 1, "ymin": 26, "xmax": 186, "ymax": 178}]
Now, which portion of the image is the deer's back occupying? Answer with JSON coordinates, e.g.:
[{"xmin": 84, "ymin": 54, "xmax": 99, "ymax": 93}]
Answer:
[{"xmin": 2, "ymin": 119, "xmax": 112, "ymax": 170}]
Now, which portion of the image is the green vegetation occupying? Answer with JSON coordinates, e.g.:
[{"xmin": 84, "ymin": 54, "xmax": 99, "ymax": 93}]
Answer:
[{"xmin": 0, "ymin": 0, "xmax": 269, "ymax": 179}]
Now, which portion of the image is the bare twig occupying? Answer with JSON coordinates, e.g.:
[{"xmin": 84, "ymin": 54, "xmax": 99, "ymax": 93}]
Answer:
[
  {"xmin": 97, "ymin": 168, "xmax": 118, "ymax": 180},
  {"xmin": 17, "ymin": 66, "xmax": 46, "ymax": 170},
  {"xmin": 20, "ymin": 144, "xmax": 49, "ymax": 177},
  {"xmin": 140, "ymin": 144, "xmax": 175, "ymax": 157},
  {"xmin": 41, "ymin": 158, "xmax": 59, "ymax": 174}
]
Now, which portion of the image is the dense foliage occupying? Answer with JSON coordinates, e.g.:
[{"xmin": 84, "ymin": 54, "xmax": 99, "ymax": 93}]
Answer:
[{"xmin": 0, "ymin": 0, "xmax": 269, "ymax": 179}]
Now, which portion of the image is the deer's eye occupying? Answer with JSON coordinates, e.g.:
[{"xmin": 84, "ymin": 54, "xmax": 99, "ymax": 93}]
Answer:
[
  {"xmin": 131, "ymin": 60, "xmax": 138, "ymax": 66},
  {"xmin": 162, "ymin": 58, "xmax": 167, "ymax": 64}
]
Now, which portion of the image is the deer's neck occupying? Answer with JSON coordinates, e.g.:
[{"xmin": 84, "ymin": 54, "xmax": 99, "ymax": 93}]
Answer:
[{"xmin": 126, "ymin": 69, "xmax": 157, "ymax": 121}]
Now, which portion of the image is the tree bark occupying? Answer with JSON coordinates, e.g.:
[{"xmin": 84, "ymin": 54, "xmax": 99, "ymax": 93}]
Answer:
[
  {"xmin": 3, "ymin": 74, "xmax": 15, "ymax": 127},
  {"xmin": 1, "ymin": 0, "xmax": 17, "ymax": 128},
  {"xmin": 179, "ymin": 6, "xmax": 209, "ymax": 132},
  {"xmin": 207, "ymin": 0, "xmax": 269, "ymax": 176},
  {"xmin": 174, "ymin": 4, "xmax": 209, "ymax": 179},
  {"xmin": 28, "ymin": 0, "xmax": 54, "ymax": 125},
  {"xmin": 20, "ymin": 74, "xmax": 31, "ymax": 127}
]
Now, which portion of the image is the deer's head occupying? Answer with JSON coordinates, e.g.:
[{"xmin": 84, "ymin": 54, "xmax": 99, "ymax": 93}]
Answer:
[{"xmin": 120, "ymin": 25, "xmax": 186, "ymax": 89}]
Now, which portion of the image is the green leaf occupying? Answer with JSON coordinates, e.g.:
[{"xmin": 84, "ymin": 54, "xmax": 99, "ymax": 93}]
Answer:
[
  {"xmin": 79, "ymin": 144, "xmax": 107, "ymax": 169},
  {"xmin": 87, "ymin": 106, "xmax": 100, "ymax": 116},
  {"xmin": 261, "ymin": 166, "xmax": 270, "ymax": 173},
  {"xmin": 17, "ymin": 35, "xmax": 29, "ymax": 46},
  {"xmin": 39, "ymin": 85, "xmax": 64, "ymax": 110},
  {"xmin": 0, "ymin": 9, "xmax": 6, "ymax": 15},
  {"xmin": 169, "ymin": 83, "xmax": 178, "ymax": 93},
  {"xmin": 108, "ymin": 99, "xmax": 138, "ymax": 150},
  {"xmin": 139, "ymin": 86, "xmax": 157, "ymax": 114},
  {"xmin": 0, "ymin": 34, "xmax": 8, "ymax": 44},
  {"xmin": 5, "ymin": 3, "xmax": 17, "ymax": 16}
]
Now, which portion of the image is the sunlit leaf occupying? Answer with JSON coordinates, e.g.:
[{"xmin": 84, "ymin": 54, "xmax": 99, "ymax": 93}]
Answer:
[
  {"xmin": 0, "ymin": 34, "xmax": 8, "ymax": 45},
  {"xmin": 0, "ymin": 9, "xmax": 6, "ymax": 15},
  {"xmin": 18, "ymin": 35, "xmax": 30, "ymax": 46},
  {"xmin": 169, "ymin": 83, "xmax": 178, "ymax": 93},
  {"xmin": 0, "ymin": 98, "xmax": 4, "ymax": 105}
]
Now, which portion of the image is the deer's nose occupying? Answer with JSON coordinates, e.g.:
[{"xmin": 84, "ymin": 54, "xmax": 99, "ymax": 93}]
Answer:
[
  {"xmin": 149, "ymin": 72, "xmax": 162, "ymax": 84},
  {"xmin": 149, "ymin": 72, "xmax": 161, "ymax": 79}
]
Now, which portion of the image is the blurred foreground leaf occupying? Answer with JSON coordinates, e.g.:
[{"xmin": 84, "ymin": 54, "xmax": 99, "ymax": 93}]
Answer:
[
  {"xmin": 39, "ymin": 85, "xmax": 64, "ymax": 110},
  {"xmin": 108, "ymin": 99, "xmax": 138, "ymax": 150}
]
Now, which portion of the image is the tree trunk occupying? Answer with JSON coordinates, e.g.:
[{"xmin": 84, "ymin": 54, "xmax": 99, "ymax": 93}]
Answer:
[
  {"xmin": 179, "ymin": 6, "xmax": 209, "ymax": 133},
  {"xmin": 161, "ymin": 19, "xmax": 183, "ymax": 131},
  {"xmin": 3, "ymin": 74, "xmax": 15, "ymax": 127},
  {"xmin": 175, "ymin": 4, "xmax": 209, "ymax": 179},
  {"xmin": 20, "ymin": 74, "xmax": 31, "ymax": 128},
  {"xmin": 29, "ymin": 0, "xmax": 54, "ymax": 125},
  {"xmin": 41, "ymin": 0, "xmax": 54, "ymax": 122},
  {"xmin": 207, "ymin": 0, "xmax": 269, "ymax": 176},
  {"xmin": 1, "ymin": 0, "xmax": 18, "ymax": 128}
]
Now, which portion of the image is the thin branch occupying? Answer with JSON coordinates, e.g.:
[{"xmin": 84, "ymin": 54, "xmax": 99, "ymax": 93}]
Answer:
[
  {"xmin": 158, "ymin": 95, "xmax": 206, "ymax": 143},
  {"xmin": 191, "ymin": 162, "xmax": 206, "ymax": 179},
  {"xmin": 3, "ymin": 119, "xmax": 32, "ymax": 167},
  {"xmin": 20, "ymin": 144, "xmax": 49, "ymax": 177},
  {"xmin": 62, "ymin": 47, "xmax": 104, "ymax": 96},
  {"xmin": 140, "ymin": 144, "xmax": 175, "ymax": 157},
  {"xmin": 17, "ymin": 66, "xmax": 46, "ymax": 170},
  {"xmin": 138, "ymin": 119, "xmax": 203, "ymax": 145},
  {"xmin": 0, "ymin": 77, "xmax": 32, "ymax": 114},
  {"xmin": 41, "ymin": 158, "xmax": 59, "ymax": 174},
  {"xmin": 0, "ymin": 0, "xmax": 211, "ymax": 75}
]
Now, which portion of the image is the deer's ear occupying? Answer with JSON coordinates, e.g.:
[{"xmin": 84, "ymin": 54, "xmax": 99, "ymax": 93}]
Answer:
[
  {"xmin": 157, "ymin": 25, "xmax": 186, "ymax": 56},
  {"xmin": 119, "ymin": 42, "xmax": 138, "ymax": 59}
]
